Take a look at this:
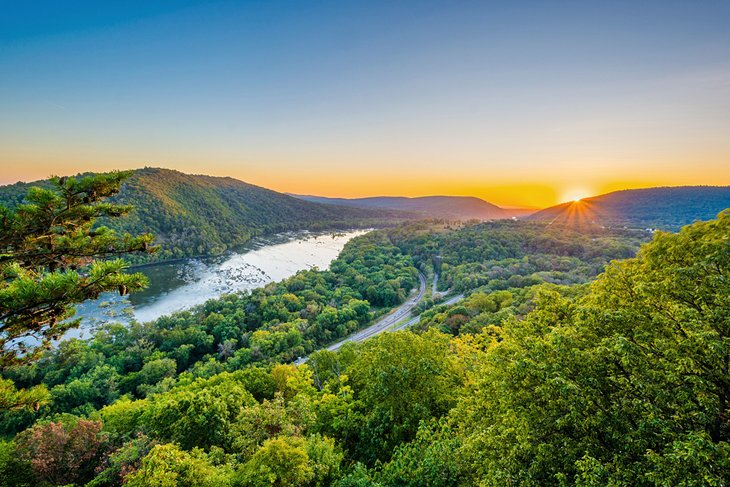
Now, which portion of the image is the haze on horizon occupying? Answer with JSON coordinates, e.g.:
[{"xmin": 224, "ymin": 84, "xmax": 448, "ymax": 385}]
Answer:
[{"xmin": 1, "ymin": 0, "xmax": 729, "ymax": 208}]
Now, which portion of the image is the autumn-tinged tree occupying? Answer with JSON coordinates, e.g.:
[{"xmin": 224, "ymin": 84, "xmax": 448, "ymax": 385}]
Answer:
[
  {"xmin": 0, "ymin": 171, "xmax": 155, "ymax": 366},
  {"xmin": 15, "ymin": 417, "xmax": 108, "ymax": 485}
]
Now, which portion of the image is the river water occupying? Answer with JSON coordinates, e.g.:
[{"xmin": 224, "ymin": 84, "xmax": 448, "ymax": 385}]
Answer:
[{"xmin": 69, "ymin": 229, "xmax": 367, "ymax": 339}]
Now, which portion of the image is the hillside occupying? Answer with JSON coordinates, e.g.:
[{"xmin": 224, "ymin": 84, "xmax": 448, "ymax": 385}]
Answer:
[
  {"xmin": 528, "ymin": 186, "xmax": 730, "ymax": 230},
  {"xmin": 0, "ymin": 168, "xmax": 407, "ymax": 261},
  {"xmin": 291, "ymin": 194, "xmax": 513, "ymax": 220}
]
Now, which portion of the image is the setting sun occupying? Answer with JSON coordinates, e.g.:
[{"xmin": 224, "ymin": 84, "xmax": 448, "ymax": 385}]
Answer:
[{"xmin": 561, "ymin": 188, "xmax": 593, "ymax": 204}]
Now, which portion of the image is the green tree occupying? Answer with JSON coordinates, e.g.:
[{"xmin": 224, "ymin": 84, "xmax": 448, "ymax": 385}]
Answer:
[
  {"xmin": 456, "ymin": 211, "xmax": 730, "ymax": 485},
  {"xmin": 0, "ymin": 377, "xmax": 49, "ymax": 413},
  {"xmin": 237, "ymin": 435, "xmax": 342, "ymax": 487},
  {"xmin": 124, "ymin": 443, "xmax": 231, "ymax": 487},
  {"xmin": 141, "ymin": 373, "xmax": 256, "ymax": 450},
  {"xmin": 344, "ymin": 330, "xmax": 464, "ymax": 464},
  {"xmin": 0, "ymin": 171, "xmax": 155, "ymax": 366}
]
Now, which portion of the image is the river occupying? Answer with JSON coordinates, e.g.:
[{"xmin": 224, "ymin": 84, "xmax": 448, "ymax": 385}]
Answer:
[{"xmin": 68, "ymin": 229, "xmax": 368, "ymax": 339}]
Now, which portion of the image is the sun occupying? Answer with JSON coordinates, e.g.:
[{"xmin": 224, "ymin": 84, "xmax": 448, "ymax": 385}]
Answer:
[{"xmin": 561, "ymin": 188, "xmax": 592, "ymax": 204}]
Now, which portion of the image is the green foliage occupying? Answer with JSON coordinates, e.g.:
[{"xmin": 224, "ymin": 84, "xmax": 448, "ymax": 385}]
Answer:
[
  {"xmin": 141, "ymin": 373, "xmax": 256, "ymax": 450},
  {"xmin": 377, "ymin": 419, "xmax": 463, "ymax": 486},
  {"xmin": 342, "ymin": 330, "xmax": 465, "ymax": 464},
  {"xmin": 1, "ymin": 211, "xmax": 728, "ymax": 486},
  {"xmin": 0, "ymin": 171, "xmax": 154, "ymax": 366},
  {"xmin": 454, "ymin": 211, "xmax": 730, "ymax": 485},
  {"xmin": 0, "ymin": 440, "xmax": 34, "ymax": 487},
  {"xmin": 390, "ymin": 219, "xmax": 644, "ymax": 293},
  {"xmin": 124, "ymin": 443, "xmax": 231, "ymax": 487},
  {"xmin": 236, "ymin": 434, "xmax": 342, "ymax": 487},
  {"xmin": 88, "ymin": 434, "xmax": 158, "ymax": 487},
  {"xmin": 0, "ymin": 377, "xmax": 48, "ymax": 413}
]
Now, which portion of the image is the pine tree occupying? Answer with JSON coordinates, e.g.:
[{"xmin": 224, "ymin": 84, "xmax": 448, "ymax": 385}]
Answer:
[{"xmin": 0, "ymin": 171, "xmax": 156, "ymax": 366}]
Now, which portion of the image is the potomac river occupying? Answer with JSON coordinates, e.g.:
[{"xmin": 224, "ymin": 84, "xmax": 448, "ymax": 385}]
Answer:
[{"xmin": 69, "ymin": 229, "xmax": 368, "ymax": 339}]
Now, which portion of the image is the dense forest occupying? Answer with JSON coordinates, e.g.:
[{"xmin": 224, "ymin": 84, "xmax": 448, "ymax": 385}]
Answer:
[
  {"xmin": 0, "ymin": 168, "xmax": 408, "ymax": 263},
  {"xmin": 1, "ymin": 174, "xmax": 728, "ymax": 485}
]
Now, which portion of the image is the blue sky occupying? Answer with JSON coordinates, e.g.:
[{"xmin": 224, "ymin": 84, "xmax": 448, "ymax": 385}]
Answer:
[{"xmin": 1, "ymin": 1, "xmax": 729, "ymax": 206}]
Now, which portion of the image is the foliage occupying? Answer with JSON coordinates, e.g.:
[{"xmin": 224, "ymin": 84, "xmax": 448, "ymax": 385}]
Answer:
[
  {"xmin": 0, "ymin": 171, "xmax": 154, "ymax": 367},
  {"xmin": 332, "ymin": 330, "xmax": 465, "ymax": 465},
  {"xmin": 453, "ymin": 210, "xmax": 730, "ymax": 485},
  {"xmin": 140, "ymin": 373, "xmax": 256, "ymax": 450},
  {"xmin": 1, "ymin": 211, "xmax": 729, "ymax": 486},
  {"xmin": 389, "ymin": 219, "xmax": 644, "ymax": 293},
  {"xmin": 14, "ymin": 416, "xmax": 108, "ymax": 485},
  {"xmin": 124, "ymin": 443, "xmax": 231, "ymax": 487},
  {"xmin": 0, "ymin": 168, "xmax": 406, "ymax": 264},
  {"xmin": 0, "ymin": 377, "xmax": 49, "ymax": 412},
  {"xmin": 88, "ymin": 434, "xmax": 158, "ymax": 487},
  {"xmin": 236, "ymin": 434, "xmax": 342, "ymax": 487}
]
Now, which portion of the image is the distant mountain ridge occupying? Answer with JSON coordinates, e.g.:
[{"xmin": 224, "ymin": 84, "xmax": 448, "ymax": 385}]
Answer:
[
  {"xmin": 0, "ymin": 168, "xmax": 408, "ymax": 262},
  {"xmin": 529, "ymin": 186, "xmax": 730, "ymax": 230},
  {"xmin": 290, "ymin": 194, "xmax": 523, "ymax": 220}
]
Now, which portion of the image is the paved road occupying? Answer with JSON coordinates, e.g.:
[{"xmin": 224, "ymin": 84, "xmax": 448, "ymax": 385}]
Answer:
[
  {"xmin": 325, "ymin": 271, "xmax": 427, "ymax": 351},
  {"xmin": 294, "ymin": 272, "xmax": 469, "ymax": 364},
  {"xmin": 390, "ymin": 293, "xmax": 464, "ymax": 331},
  {"xmin": 294, "ymin": 272, "xmax": 427, "ymax": 364}
]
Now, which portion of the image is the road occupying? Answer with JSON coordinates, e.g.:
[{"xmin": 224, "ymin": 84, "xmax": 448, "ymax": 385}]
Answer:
[
  {"xmin": 391, "ymin": 293, "xmax": 464, "ymax": 331},
  {"xmin": 294, "ymin": 271, "xmax": 465, "ymax": 364},
  {"xmin": 324, "ymin": 271, "xmax": 427, "ymax": 352},
  {"xmin": 294, "ymin": 272, "xmax": 427, "ymax": 364}
]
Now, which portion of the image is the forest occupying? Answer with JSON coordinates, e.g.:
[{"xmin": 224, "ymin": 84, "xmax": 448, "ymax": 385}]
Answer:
[
  {"xmin": 0, "ymin": 174, "xmax": 728, "ymax": 486},
  {"xmin": 0, "ymin": 168, "xmax": 407, "ymax": 263}
]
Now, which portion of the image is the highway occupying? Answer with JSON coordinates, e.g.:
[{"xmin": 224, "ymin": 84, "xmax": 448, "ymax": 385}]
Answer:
[
  {"xmin": 390, "ymin": 292, "xmax": 464, "ymax": 331},
  {"xmin": 323, "ymin": 271, "xmax": 427, "ymax": 352},
  {"xmin": 294, "ymin": 271, "xmax": 464, "ymax": 364}
]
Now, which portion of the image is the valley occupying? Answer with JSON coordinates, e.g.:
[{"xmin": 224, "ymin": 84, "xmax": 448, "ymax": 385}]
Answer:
[
  {"xmin": 1, "ymin": 171, "xmax": 728, "ymax": 486},
  {"xmin": 69, "ymin": 229, "xmax": 368, "ymax": 338}
]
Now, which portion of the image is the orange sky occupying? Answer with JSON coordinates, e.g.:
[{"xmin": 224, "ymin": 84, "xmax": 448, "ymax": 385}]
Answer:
[
  {"xmin": 1, "ymin": 2, "xmax": 729, "ymax": 208},
  {"xmin": 2, "ymin": 156, "xmax": 728, "ymax": 209}
]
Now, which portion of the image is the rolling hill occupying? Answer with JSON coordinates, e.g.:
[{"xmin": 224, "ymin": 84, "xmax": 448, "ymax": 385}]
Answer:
[
  {"xmin": 0, "ymin": 168, "xmax": 408, "ymax": 262},
  {"xmin": 291, "ymin": 194, "xmax": 519, "ymax": 220},
  {"xmin": 529, "ymin": 186, "xmax": 730, "ymax": 230}
]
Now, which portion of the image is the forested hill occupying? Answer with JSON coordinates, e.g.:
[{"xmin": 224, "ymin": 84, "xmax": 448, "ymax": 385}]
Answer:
[
  {"xmin": 0, "ymin": 168, "xmax": 407, "ymax": 261},
  {"xmin": 291, "ymin": 194, "xmax": 513, "ymax": 220},
  {"xmin": 528, "ymin": 186, "xmax": 730, "ymax": 230}
]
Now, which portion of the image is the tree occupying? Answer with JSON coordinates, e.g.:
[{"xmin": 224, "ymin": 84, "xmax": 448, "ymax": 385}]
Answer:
[
  {"xmin": 0, "ymin": 171, "xmax": 155, "ymax": 366},
  {"xmin": 456, "ymin": 211, "xmax": 730, "ymax": 485},
  {"xmin": 344, "ymin": 330, "xmax": 465, "ymax": 464},
  {"xmin": 237, "ymin": 435, "xmax": 342, "ymax": 487},
  {"xmin": 124, "ymin": 443, "xmax": 231, "ymax": 487},
  {"xmin": 141, "ymin": 373, "xmax": 256, "ymax": 450},
  {"xmin": 14, "ymin": 417, "xmax": 108, "ymax": 485},
  {"xmin": 88, "ymin": 434, "xmax": 158, "ymax": 487},
  {"xmin": 0, "ymin": 377, "xmax": 49, "ymax": 412}
]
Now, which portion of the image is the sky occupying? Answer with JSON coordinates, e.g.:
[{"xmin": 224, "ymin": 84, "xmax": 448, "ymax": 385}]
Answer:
[{"xmin": 1, "ymin": 0, "xmax": 729, "ymax": 208}]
